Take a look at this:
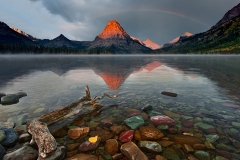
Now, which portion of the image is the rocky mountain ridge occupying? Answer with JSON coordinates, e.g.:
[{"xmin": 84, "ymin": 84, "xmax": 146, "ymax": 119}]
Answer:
[{"xmin": 212, "ymin": 3, "xmax": 240, "ymax": 28}]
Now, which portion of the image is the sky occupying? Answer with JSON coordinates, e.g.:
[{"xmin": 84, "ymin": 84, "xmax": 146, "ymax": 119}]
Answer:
[{"xmin": 0, "ymin": 0, "xmax": 239, "ymax": 45}]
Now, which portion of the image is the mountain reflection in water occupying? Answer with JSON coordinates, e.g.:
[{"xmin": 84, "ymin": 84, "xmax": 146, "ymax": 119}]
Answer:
[{"xmin": 0, "ymin": 55, "xmax": 240, "ymax": 122}]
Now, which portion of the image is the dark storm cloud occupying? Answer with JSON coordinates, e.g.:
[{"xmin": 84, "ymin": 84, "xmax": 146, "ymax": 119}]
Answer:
[{"xmin": 30, "ymin": 0, "xmax": 240, "ymax": 44}]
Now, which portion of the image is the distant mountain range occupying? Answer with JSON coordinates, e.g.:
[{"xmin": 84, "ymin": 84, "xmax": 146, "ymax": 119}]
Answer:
[{"xmin": 0, "ymin": 3, "xmax": 240, "ymax": 54}]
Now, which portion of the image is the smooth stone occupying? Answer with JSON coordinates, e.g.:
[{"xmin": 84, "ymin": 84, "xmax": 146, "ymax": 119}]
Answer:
[
  {"xmin": 163, "ymin": 110, "xmax": 181, "ymax": 118},
  {"xmin": 0, "ymin": 130, "xmax": 6, "ymax": 143},
  {"xmin": 51, "ymin": 127, "xmax": 68, "ymax": 138},
  {"xmin": 37, "ymin": 146, "xmax": 66, "ymax": 160},
  {"xmin": 0, "ymin": 128, "xmax": 18, "ymax": 146},
  {"xmin": 142, "ymin": 104, "xmax": 153, "ymax": 112},
  {"xmin": 68, "ymin": 127, "xmax": 89, "ymax": 139},
  {"xmin": 18, "ymin": 133, "xmax": 31, "ymax": 143},
  {"xmin": 67, "ymin": 143, "xmax": 80, "ymax": 151},
  {"xmin": 1, "ymin": 94, "xmax": 19, "ymax": 105},
  {"xmin": 139, "ymin": 141, "xmax": 162, "ymax": 153},
  {"xmin": 193, "ymin": 144, "xmax": 206, "ymax": 150},
  {"xmin": 232, "ymin": 122, "xmax": 240, "ymax": 128},
  {"xmin": 156, "ymin": 155, "xmax": 167, "ymax": 160},
  {"xmin": 148, "ymin": 110, "xmax": 162, "ymax": 117},
  {"xmin": 110, "ymin": 125, "xmax": 125, "ymax": 135},
  {"xmin": 119, "ymin": 130, "xmax": 134, "ymax": 143},
  {"xmin": 203, "ymin": 117, "xmax": 214, "ymax": 123},
  {"xmin": 134, "ymin": 130, "xmax": 142, "ymax": 141},
  {"xmin": 168, "ymin": 134, "xmax": 203, "ymax": 145},
  {"xmin": 65, "ymin": 153, "xmax": 98, "ymax": 160},
  {"xmin": 112, "ymin": 153, "xmax": 124, "ymax": 160},
  {"xmin": 104, "ymin": 139, "xmax": 119, "ymax": 155},
  {"xmin": 205, "ymin": 134, "xmax": 219, "ymax": 143},
  {"xmin": 101, "ymin": 117, "xmax": 114, "ymax": 127},
  {"xmin": 99, "ymin": 150, "xmax": 113, "ymax": 160},
  {"xmin": 0, "ymin": 144, "xmax": 5, "ymax": 160},
  {"xmin": 162, "ymin": 147, "xmax": 180, "ymax": 160},
  {"xmin": 157, "ymin": 125, "xmax": 169, "ymax": 130},
  {"xmin": 3, "ymin": 145, "xmax": 38, "ymax": 160},
  {"xmin": 0, "ymin": 93, "xmax": 6, "ymax": 103},
  {"xmin": 0, "ymin": 122, "xmax": 14, "ymax": 128},
  {"xmin": 79, "ymin": 137, "xmax": 101, "ymax": 152},
  {"xmin": 66, "ymin": 149, "xmax": 78, "ymax": 158},
  {"xmin": 33, "ymin": 108, "xmax": 45, "ymax": 113},
  {"xmin": 182, "ymin": 144, "xmax": 194, "ymax": 153},
  {"xmin": 7, "ymin": 114, "xmax": 28, "ymax": 127},
  {"xmin": 194, "ymin": 117, "xmax": 203, "ymax": 122},
  {"xmin": 213, "ymin": 156, "xmax": 228, "ymax": 160},
  {"xmin": 230, "ymin": 128, "xmax": 239, "ymax": 134},
  {"xmin": 89, "ymin": 130, "xmax": 114, "ymax": 143},
  {"xmin": 14, "ymin": 125, "xmax": 27, "ymax": 135},
  {"xmin": 140, "ymin": 112, "xmax": 148, "ymax": 120},
  {"xmin": 124, "ymin": 116, "xmax": 144, "ymax": 130},
  {"xmin": 139, "ymin": 126, "xmax": 164, "ymax": 140},
  {"xmin": 216, "ymin": 143, "xmax": 236, "ymax": 152},
  {"xmin": 182, "ymin": 120, "xmax": 193, "ymax": 127},
  {"xmin": 194, "ymin": 122, "xmax": 216, "ymax": 134},
  {"xmin": 188, "ymin": 154, "xmax": 199, "ymax": 160},
  {"xmin": 158, "ymin": 140, "xmax": 175, "ymax": 147},
  {"xmin": 150, "ymin": 115, "xmax": 175, "ymax": 126},
  {"xmin": 16, "ymin": 92, "xmax": 27, "ymax": 98},
  {"xmin": 194, "ymin": 151, "xmax": 210, "ymax": 160},
  {"xmin": 216, "ymin": 150, "xmax": 232, "ymax": 159},
  {"xmin": 168, "ymin": 128, "xmax": 178, "ymax": 134},
  {"xmin": 127, "ymin": 111, "xmax": 141, "ymax": 118},
  {"xmin": 161, "ymin": 91, "xmax": 177, "ymax": 97},
  {"xmin": 204, "ymin": 141, "xmax": 215, "ymax": 149},
  {"xmin": 120, "ymin": 141, "xmax": 148, "ymax": 160}
]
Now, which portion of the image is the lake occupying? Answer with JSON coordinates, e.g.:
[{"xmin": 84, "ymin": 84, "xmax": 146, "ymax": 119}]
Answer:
[{"xmin": 0, "ymin": 55, "xmax": 240, "ymax": 159}]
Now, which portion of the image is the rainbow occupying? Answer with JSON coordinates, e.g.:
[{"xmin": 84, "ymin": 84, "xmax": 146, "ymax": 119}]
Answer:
[{"xmin": 85, "ymin": 8, "xmax": 210, "ymax": 28}]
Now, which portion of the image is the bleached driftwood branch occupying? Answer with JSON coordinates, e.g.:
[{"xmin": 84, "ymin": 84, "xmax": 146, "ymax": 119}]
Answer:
[{"xmin": 27, "ymin": 86, "xmax": 117, "ymax": 158}]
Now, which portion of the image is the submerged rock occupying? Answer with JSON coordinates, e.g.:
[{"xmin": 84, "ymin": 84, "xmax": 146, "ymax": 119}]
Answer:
[
  {"xmin": 16, "ymin": 92, "xmax": 27, "ymax": 98},
  {"xmin": 139, "ymin": 141, "xmax": 162, "ymax": 153},
  {"xmin": 79, "ymin": 137, "xmax": 101, "ymax": 152},
  {"xmin": 194, "ymin": 122, "xmax": 216, "ymax": 134},
  {"xmin": 205, "ymin": 134, "xmax": 219, "ymax": 143},
  {"xmin": 124, "ymin": 116, "xmax": 144, "ymax": 129},
  {"xmin": 0, "ymin": 122, "xmax": 14, "ymax": 128},
  {"xmin": 0, "ymin": 128, "xmax": 18, "ymax": 146},
  {"xmin": 162, "ymin": 147, "xmax": 180, "ymax": 160},
  {"xmin": 65, "ymin": 153, "xmax": 98, "ymax": 160},
  {"xmin": 0, "ymin": 144, "xmax": 5, "ymax": 160},
  {"xmin": 7, "ymin": 114, "xmax": 28, "ymax": 127},
  {"xmin": 0, "ymin": 130, "xmax": 6, "ymax": 143},
  {"xmin": 68, "ymin": 127, "xmax": 89, "ymax": 139},
  {"xmin": 139, "ymin": 126, "xmax": 164, "ymax": 140},
  {"xmin": 161, "ymin": 91, "xmax": 177, "ymax": 97},
  {"xmin": 150, "ymin": 115, "xmax": 175, "ymax": 126},
  {"xmin": 0, "ymin": 93, "xmax": 6, "ymax": 103},
  {"xmin": 119, "ymin": 130, "xmax": 134, "ymax": 142},
  {"xmin": 120, "ymin": 141, "xmax": 148, "ymax": 160},
  {"xmin": 1, "ymin": 94, "xmax": 19, "ymax": 105},
  {"xmin": 104, "ymin": 139, "xmax": 119, "ymax": 155},
  {"xmin": 194, "ymin": 150, "xmax": 210, "ymax": 160},
  {"xmin": 168, "ymin": 134, "xmax": 203, "ymax": 145},
  {"xmin": 3, "ymin": 145, "xmax": 38, "ymax": 160}
]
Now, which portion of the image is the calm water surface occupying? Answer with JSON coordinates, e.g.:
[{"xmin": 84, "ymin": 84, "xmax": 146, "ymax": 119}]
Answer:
[{"xmin": 0, "ymin": 55, "xmax": 240, "ymax": 156}]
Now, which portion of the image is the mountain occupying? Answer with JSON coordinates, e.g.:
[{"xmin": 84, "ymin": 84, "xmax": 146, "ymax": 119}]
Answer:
[
  {"xmin": 10, "ymin": 27, "xmax": 39, "ymax": 41},
  {"xmin": 0, "ymin": 22, "xmax": 36, "ymax": 45},
  {"xmin": 130, "ymin": 36, "xmax": 144, "ymax": 45},
  {"xmin": 39, "ymin": 34, "xmax": 78, "ymax": 49},
  {"xmin": 212, "ymin": 3, "xmax": 240, "ymax": 28},
  {"xmin": 162, "ymin": 32, "xmax": 193, "ymax": 48},
  {"xmin": 88, "ymin": 20, "xmax": 151, "ymax": 53},
  {"xmin": 143, "ymin": 39, "xmax": 161, "ymax": 50},
  {"xmin": 155, "ymin": 15, "xmax": 240, "ymax": 53}
]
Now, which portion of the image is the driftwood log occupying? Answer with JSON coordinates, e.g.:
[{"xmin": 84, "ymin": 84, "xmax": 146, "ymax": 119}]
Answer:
[{"xmin": 27, "ymin": 86, "xmax": 117, "ymax": 158}]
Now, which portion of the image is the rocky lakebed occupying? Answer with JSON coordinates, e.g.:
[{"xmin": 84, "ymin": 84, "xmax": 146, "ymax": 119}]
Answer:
[{"xmin": 1, "ymin": 90, "xmax": 240, "ymax": 160}]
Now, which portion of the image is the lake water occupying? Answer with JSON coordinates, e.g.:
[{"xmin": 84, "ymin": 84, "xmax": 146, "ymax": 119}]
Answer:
[{"xmin": 0, "ymin": 55, "xmax": 240, "ymax": 158}]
